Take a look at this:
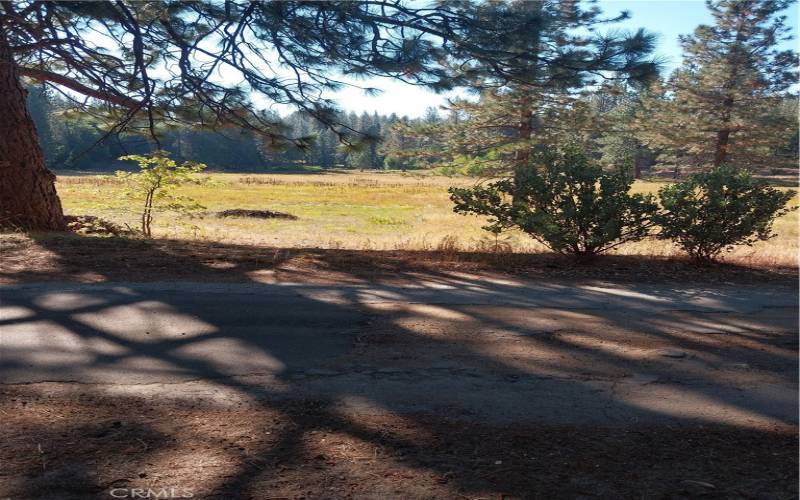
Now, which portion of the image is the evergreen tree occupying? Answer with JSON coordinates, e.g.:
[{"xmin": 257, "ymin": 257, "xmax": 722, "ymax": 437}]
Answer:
[
  {"xmin": 397, "ymin": 1, "xmax": 658, "ymax": 175},
  {"xmin": 3, "ymin": 0, "xmax": 591, "ymax": 230},
  {"xmin": 25, "ymin": 87, "xmax": 58, "ymax": 165},
  {"xmin": 30, "ymin": 94, "xmax": 430, "ymax": 172},
  {"xmin": 634, "ymin": 0, "xmax": 798, "ymax": 172},
  {"xmin": 593, "ymin": 83, "xmax": 656, "ymax": 178},
  {"xmin": 381, "ymin": 115, "xmax": 417, "ymax": 170},
  {"xmin": 313, "ymin": 124, "xmax": 338, "ymax": 169},
  {"xmin": 382, "ymin": 110, "xmax": 448, "ymax": 170}
]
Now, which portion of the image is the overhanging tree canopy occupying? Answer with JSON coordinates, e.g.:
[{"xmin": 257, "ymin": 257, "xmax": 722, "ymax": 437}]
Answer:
[
  {"xmin": 380, "ymin": 1, "xmax": 659, "ymax": 175},
  {"xmin": 1, "ymin": 0, "xmax": 656, "ymax": 230}
]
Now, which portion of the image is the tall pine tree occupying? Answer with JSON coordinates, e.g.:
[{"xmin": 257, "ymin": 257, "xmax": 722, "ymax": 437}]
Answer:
[
  {"xmin": 396, "ymin": 1, "xmax": 658, "ymax": 175},
  {"xmin": 635, "ymin": 0, "xmax": 798, "ymax": 173}
]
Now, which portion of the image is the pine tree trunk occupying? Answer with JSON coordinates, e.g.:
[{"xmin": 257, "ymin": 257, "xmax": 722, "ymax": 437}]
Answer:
[
  {"xmin": 633, "ymin": 156, "xmax": 643, "ymax": 179},
  {"xmin": 0, "ymin": 39, "xmax": 65, "ymax": 231},
  {"xmin": 713, "ymin": 93, "xmax": 734, "ymax": 167},
  {"xmin": 713, "ymin": 129, "xmax": 731, "ymax": 167},
  {"xmin": 514, "ymin": 93, "xmax": 533, "ymax": 164}
]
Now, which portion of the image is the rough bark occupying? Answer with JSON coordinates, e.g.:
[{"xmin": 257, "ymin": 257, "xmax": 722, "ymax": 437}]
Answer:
[
  {"xmin": 0, "ymin": 38, "xmax": 65, "ymax": 231},
  {"xmin": 634, "ymin": 155, "xmax": 643, "ymax": 179},
  {"xmin": 713, "ymin": 127, "xmax": 731, "ymax": 167},
  {"xmin": 712, "ymin": 94, "xmax": 734, "ymax": 167},
  {"xmin": 514, "ymin": 94, "xmax": 533, "ymax": 165}
]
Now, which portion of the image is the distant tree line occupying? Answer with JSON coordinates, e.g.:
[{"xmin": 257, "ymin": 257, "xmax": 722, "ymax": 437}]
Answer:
[
  {"xmin": 28, "ymin": 0, "xmax": 795, "ymax": 180},
  {"xmin": 27, "ymin": 87, "xmax": 449, "ymax": 172}
]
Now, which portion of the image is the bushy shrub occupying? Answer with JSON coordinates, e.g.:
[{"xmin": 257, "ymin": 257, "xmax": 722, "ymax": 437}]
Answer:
[
  {"xmin": 449, "ymin": 146, "xmax": 657, "ymax": 259},
  {"xmin": 656, "ymin": 165, "xmax": 796, "ymax": 262}
]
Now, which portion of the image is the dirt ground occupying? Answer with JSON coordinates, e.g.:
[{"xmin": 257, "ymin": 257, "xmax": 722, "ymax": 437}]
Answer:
[
  {"xmin": 1, "ymin": 233, "xmax": 798, "ymax": 499},
  {"xmin": 1, "ymin": 388, "xmax": 796, "ymax": 500},
  {"xmin": 1, "ymin": 233, "xmax": 796, "ymax": 285}
]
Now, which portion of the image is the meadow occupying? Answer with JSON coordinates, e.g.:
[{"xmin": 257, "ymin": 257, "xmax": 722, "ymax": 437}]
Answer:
[{"xmin": 55, "ymin": 170, "xmax": 799, "ymax": 268}]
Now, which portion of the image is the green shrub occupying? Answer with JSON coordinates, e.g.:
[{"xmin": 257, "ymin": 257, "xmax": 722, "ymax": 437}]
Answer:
[
  {"xmin": 117, "ymin": 151, "xmax": 207, "ymax": 238},
  {"xmin": 449, "ymin": 146, "xmax": 657, "ymax": 259},
  {"xmin": 656, "ymin": 165, "xmax": 797, "ymax": 262}
]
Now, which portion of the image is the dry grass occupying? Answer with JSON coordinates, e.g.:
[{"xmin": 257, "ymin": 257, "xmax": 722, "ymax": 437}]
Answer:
[
  {"xmin": 53, "ymin": 170, "xmax": 799, "ymax": 268},
  {"xmin": 2, "ymin": 232, "xmax": 795, "ymax": 285}
]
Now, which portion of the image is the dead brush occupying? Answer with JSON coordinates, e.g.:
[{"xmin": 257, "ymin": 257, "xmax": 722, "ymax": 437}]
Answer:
[
  {"xmin": 64, "ymin": 215, "xmax": 133, "ymax": 236},
  {"xmin": 57, "ymin": 176, "xmax": 120, "ymax": 187},
  {"xmin": 435, "ymin": 235, "xmax": 462, "ymax": 257},
  {"xmin": 214, "ymin": 209, "xmax": 298, "ymax": 220}
]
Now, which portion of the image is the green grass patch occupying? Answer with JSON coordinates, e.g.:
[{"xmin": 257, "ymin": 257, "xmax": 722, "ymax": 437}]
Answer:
[{"xmin": 53, "ymin": 170, "xmax": 798, "ymax": 266}]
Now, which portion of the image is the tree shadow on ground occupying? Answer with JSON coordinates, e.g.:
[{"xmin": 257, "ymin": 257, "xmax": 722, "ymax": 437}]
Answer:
[
  {"xmin": 1, "ymin": 232, "xmax": 795, "ymax": 285},
  {"xmin": 1, "ymin": 233, "xmax": 797, "ymax": 499}
]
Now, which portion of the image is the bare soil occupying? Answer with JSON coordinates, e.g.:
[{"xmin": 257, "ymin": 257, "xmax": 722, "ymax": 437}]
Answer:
[
  {"xmin": 2, "ymin": 231, "xmax": 797, "ymax": 499},
  {"xmin": 1, "ymin": 388, "xmax": 796, "ymax": 500}
]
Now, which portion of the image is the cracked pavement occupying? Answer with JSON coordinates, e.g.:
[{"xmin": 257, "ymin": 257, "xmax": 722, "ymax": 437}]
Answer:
[{"xmin": 1, "ymin": 277, "xmax": 797, "ymax": 429}]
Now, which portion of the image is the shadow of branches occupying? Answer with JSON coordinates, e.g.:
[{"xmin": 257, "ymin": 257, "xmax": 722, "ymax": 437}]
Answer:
[{"xmin": 0, "ymin": 233, "xmax": 797, "ymax": 499}]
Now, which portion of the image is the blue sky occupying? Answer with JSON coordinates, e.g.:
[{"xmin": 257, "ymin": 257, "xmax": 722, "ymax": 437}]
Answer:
[{"xmin": 331, "ymin": 0, "xmax": 799, "ymax": 117}]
